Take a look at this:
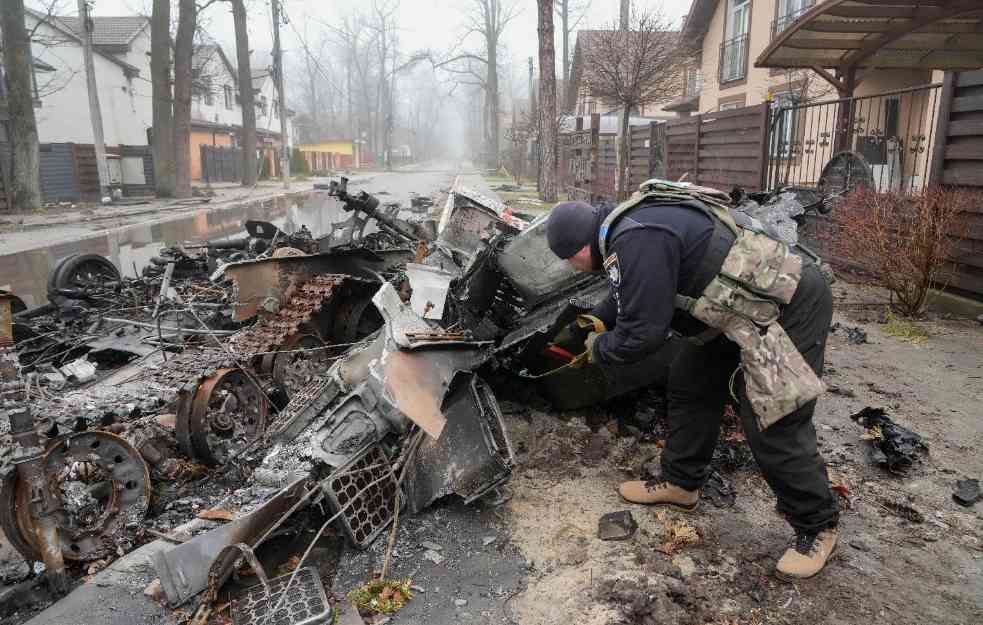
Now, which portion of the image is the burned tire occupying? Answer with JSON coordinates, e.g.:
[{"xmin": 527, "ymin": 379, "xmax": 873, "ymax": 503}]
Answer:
[{"xmin": 47, "ymin": 253, "xmax": 121, "ymax": 304}]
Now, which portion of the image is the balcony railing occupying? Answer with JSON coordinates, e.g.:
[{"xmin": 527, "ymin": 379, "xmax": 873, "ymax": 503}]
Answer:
[
  {"xmin": 719, "ymin": 34, "xmax": 749, "ymax": 84},
  {"xmin": 771, "ymin": 2, "xmax": 815, "ymax": 40}
]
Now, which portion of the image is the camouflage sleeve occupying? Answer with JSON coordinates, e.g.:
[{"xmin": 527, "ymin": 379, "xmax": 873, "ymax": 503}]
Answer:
[{"xmin": 593, "ymin": 228, "xmax": 680, "ymax": 366}]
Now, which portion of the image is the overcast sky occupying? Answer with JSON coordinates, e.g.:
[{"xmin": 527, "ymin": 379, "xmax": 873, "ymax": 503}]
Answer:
[{"xmin": 32, "ymin": 0, "xmax": 693, "ymax": 96}]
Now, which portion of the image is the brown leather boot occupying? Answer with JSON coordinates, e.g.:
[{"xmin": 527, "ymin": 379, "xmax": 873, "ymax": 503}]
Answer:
[
  {"xmin": 618, "ymin": 480, "xmax": 699, "ymax": 511},
  {"xmin": 775, "ymin": 528, "xmax": 838, "ymax": 581}
]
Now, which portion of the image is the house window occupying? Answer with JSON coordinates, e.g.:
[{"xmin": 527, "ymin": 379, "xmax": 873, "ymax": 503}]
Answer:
[
  {"xmin": 203, "ymin": 76, "xmax": 214, "ymax": 106},
  {"xmin": 224, "ymin": 85, "xmax": 233, "ymax": 110},
  {"xmin": 685, "ymin": 67, "xmax": 703, "ymax": 97},
  {"xmin": 719, "ymin": 0, "xmax": 750, "ymax": 84},
  {"xmin": 770, "ymin": 91, "xmax": 800, "ymax": 158},
  {"xmin": 773, "ymin": 0, "xmax": 814, "ymax": 38},
  {"xmin": 719, "ymin": 101, "xmax": 744, "ymax": 111}
]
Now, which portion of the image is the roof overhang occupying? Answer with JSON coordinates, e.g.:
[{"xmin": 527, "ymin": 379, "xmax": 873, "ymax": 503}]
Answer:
[
  {"xmin": 757, "ymin": 0, "xmax": 983, "ymax": 72},
  {"xmin": 663, "ymin": 94, "xmax": 700, "ymax": 113},
  {"xmin": 680, "ymin": 0, "xmax": 718, "ymax": 42}
]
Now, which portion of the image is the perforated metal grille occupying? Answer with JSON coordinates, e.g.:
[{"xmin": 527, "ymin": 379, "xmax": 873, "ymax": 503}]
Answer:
[
  {"xmin": 323, "ymin": 444, "xmax": 399, "ymax": 548},
  {"xmin": 232, "ymin": 567, "xmax": 329, "ymax": 625}
]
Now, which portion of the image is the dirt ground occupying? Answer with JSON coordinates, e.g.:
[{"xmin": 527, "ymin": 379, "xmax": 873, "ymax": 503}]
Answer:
[{"xmin": 500, "ymin": 279, "xmax": 983, "ymax": 625}]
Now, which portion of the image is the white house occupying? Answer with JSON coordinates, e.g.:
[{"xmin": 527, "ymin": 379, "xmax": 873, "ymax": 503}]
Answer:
[
  {"xmin": 20, "ymin": 11, "xmax": 154, "ymax": 147},
  {"xmin": 2, "ymin": 11, "xmax": 294, "ymax": 185}
]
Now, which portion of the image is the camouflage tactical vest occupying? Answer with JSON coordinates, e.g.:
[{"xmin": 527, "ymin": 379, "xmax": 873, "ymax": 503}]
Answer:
[{"xmin": 599, "ymin": 179, "xmax": 824, "ymax": 430}]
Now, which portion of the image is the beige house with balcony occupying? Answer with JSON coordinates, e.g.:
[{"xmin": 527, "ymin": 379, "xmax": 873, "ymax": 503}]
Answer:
[
  {"xmin": 665, "ymin": 0, "xmax": 963, "ymax": 194},
  {"xmin": 667, "ymin": 0, "xmax": 945, "ymax": 115}
]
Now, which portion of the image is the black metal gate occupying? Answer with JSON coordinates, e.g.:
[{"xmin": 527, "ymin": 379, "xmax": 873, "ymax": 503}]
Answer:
[{"xmin": 764, "ymin": 83, "xmax": 942, "ymax": 195}]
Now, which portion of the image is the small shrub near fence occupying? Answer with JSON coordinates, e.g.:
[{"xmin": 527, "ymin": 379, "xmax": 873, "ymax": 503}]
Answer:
[{"xmin": 819, "ymin": 186, "xmax": 978, "ymax": 316}]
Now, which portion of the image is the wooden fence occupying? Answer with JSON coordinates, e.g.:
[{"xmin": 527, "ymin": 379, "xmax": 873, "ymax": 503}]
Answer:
[
  {"xmin": 201, "ymin": 144, "xmax": 243, "ymax": 183},
  {"xmin": 927, "ymin": 69, "xmax": 983, "ymax": 298},
  {"xmin": 665, "ymin": 103, "xmax": 770, "ymax": 191},
  {"xmin": 559, "ymin": 113, "xmax": 602, "ymax": 203},
  {"xmin": 628, "ymin": 122, "xmax": 667, "ymax": 189}
]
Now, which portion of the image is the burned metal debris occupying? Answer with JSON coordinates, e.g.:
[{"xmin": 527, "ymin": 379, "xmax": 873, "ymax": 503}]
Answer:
[
  {"xmin": 851, "ymin": 407, "xmax": 928, "ymax": 473},
  {"xmin": 2, "ymin": 175, "xmax": 849, "ymax": 621}
]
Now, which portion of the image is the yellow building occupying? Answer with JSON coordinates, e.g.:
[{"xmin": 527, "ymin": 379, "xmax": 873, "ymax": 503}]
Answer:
[{"xmin": 297, "ymin": 140, "xmax": 361, "ymax": 171}]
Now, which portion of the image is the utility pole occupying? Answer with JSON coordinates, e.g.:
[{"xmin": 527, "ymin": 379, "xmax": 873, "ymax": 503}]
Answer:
[
  {"xmin": 271, "ymin": 0, "xmax": 290, "ymax": 188},
  {"xmin": 77, "ymin": 0, "xmax": 110, "ymax": 199}
]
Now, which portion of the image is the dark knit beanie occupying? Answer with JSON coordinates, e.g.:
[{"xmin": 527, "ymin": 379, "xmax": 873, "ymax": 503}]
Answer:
[{"xmin": 546, "ymin": 201, "xmax": 597, "ymax": 259}]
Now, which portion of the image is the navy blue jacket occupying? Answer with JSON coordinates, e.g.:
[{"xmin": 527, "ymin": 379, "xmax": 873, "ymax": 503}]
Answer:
[{"xmin": 590, "ymin": 202, "xmax": 715, "ymax": 366}]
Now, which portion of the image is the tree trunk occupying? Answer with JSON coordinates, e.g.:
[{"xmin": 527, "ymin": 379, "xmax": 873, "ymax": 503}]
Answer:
[
  {"xmin": 560, "ymin": 0, "xmax": 569, "ymax": 112},
  {"xmin": 487, "ymin": 48, "xmax": 500, "ymax": 169},
  {"xmin": 77, "ymin": 0, "xmax": 110, "ymax": 197},
  {"xmin": 618, "ymin": 102, "xmax": 631, "ymax": 200},
  {"xmin": 537, "ymin": 0, "xmax": 557, "ymax": 202},
  {"xmin": 617, "ymin": 0, "xmax": 630, "ymax": 199},
  {"xmin": 173, "ymin": 0, "xmax": 195, "ymax": 198},
  {"xmin": 0, "ymin": 0, "xmax": 41, "ymax": 211},
  {"xmin": 151, "ymin": 0, "xmax": 175, "ymax": 196},
  {"xmin": 231, "ymin": 0, "xmax": 257, "ymax": 186}
]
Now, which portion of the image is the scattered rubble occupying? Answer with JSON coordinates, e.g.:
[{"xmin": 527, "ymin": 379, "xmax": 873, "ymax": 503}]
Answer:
[
  {"xmin": 953, "ymin": 478, "xmax": 982, "ymax": 507},
  {"xmin": 598, "ymin": 510, "xmax": 638, "ymax": 541},
  {"xmin": 831, "ymin": 322, "xmax": 868, "ymax": 345}
]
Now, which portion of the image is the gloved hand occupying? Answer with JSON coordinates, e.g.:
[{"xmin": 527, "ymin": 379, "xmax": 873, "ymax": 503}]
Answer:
[
  {"xmin": 571, "ymin": 314, "xmax": 606, "ymax": 367},
  {"xmin": 585, "ymin": 330, "xmax": 603, "ymax": 363}
]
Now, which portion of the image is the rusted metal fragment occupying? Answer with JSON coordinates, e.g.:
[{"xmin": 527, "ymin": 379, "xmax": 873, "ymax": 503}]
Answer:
[
  {"xmin": 402, "ymin": 374, "xmax": 514, "ymax": 514},
  {"xmin": 224, "ymin": 249, "xmax": 409, "ymax": 321},
  {"xmin": 0, "ymin": 293, "xmax": 14, "ymax": 348},
  {"xmin": 154, "ymin": 477, "xmax": 310, "ymax": 607},
  {"xmin": 228, "ymin": 275, "xmax": 347, "ymax": 358}
]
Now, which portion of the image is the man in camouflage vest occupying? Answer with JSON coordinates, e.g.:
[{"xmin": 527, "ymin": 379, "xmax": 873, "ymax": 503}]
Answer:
[{"xmin": 545, "ymin": 193, "xmax": 839, "ymax": 581}]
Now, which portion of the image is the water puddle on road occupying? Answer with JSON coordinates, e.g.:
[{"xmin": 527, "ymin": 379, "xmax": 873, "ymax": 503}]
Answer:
[{"xmin": 1, "ymin": 192, "xmax": 351, "ymax": 307}]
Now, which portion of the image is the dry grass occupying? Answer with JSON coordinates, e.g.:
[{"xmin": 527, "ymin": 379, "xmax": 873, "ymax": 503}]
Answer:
[
  {"xmin": 883, "ymin": 310, "xmax": 930, "ymax": 343},
  {"xmin": 653, "ymin": 510, "xmax": 700, "ymax": 555}
]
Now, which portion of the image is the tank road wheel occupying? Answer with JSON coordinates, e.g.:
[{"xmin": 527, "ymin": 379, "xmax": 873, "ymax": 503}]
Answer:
[
  {"xmin": 177, "ymin": 368, "xmax": 269, "ymax": 466},
  {"xmin": 5, "ymin": 432, "xmax": 151, "ymax": 562}
]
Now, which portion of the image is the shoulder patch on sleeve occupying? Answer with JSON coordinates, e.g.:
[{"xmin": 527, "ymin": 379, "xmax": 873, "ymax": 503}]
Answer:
[{"xmin": 603, "ymin": 253, "xmax": 621, "ymax": 287}]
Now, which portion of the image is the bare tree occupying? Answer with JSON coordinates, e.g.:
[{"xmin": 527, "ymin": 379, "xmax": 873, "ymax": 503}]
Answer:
[
  {"xmin": 229, "ymin": 0, "xmax": 256, "ymax": 186},
  {"xmin": 555, "ymin": 0, "xmax": 590, "ymax": 111},
  {"xmin": 429, "ymin": 0, "xmax": 519, "ymax": 168},
  {"xmin": 584, "ymin": 11, "xmax": 685, "ymax": 198},
  {"xmin": 537, "ymin": 0, "xmax": 557, "ymax": 202},
  {"xmin": 150, "ymin": 0, "xmax": 175, "ymax": 196},
  {"xmin": 1, "ymin": 0, "xmax": 41, "ymax": 210},
  {"xmin": 172, "ymin": 0, "xmax": 195, "ymax": 198}
]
